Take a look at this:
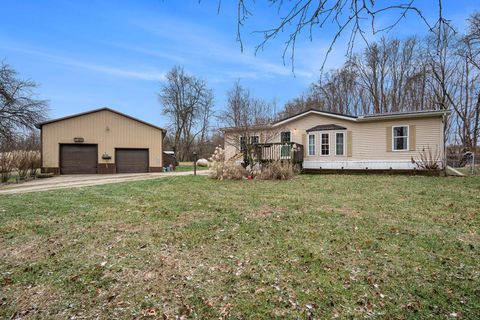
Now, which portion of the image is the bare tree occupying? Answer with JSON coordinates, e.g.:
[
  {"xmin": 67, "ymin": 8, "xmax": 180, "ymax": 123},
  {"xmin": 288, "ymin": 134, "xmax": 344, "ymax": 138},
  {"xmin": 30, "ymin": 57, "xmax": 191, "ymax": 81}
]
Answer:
[
  {"xmin": 224, "ymin": 0, "xmax": 438, "ymax": 71},
  {"xmin": 220, "ymin": 80, "xmax": 277, "ymax": 154},
  {"xmin": 427, "ymin": 16, "xmax": 479, "ymax": 152},
  {"xmin": 277, "ymin": 12, "xmax": 479, "ymax": 153},
  {"xmin": 0, "ymin": 61, "xmax": 48, "ymax": 139},
  {"xmin": 159, "ymin": 66, "xmax": 214, "ymax": 161}
]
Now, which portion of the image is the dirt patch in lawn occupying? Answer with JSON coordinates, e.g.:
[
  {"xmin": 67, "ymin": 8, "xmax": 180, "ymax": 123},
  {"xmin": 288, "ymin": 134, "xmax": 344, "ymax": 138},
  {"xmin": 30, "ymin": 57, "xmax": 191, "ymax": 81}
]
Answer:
[
  {"xmin": 322, "ymin": 206, "xmax": 363, "ymax": 218},
  {"xmin": 249, "ymin": 205, "xmax": 287, "ymax": 219},
  {"xmin": 2, "ymin": 284, "xmax": 60, "ymax": 319}
]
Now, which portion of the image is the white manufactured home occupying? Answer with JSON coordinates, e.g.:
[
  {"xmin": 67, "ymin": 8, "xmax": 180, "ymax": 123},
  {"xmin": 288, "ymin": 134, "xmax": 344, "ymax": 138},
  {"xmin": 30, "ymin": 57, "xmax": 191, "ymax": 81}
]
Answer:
[{"xmin": 222, "ymin": 109, "xmax": 450, "ymax": 171}]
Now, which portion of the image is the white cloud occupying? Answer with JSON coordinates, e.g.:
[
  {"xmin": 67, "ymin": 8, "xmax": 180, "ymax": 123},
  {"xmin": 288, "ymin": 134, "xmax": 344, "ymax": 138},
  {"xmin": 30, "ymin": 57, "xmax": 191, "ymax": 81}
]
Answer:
[
  {"xmin": 130, "ymin": 17, "xmax": 315, "ymax": 80},
  {"xmin": 2, "ymin": 44, "xmax": 165, "ymax": 81}
]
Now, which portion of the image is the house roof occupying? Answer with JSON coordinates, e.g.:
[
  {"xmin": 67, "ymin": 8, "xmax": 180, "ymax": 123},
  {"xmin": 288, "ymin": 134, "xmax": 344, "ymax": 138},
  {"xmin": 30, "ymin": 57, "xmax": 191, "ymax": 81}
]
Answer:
[
  {"xmin": 273, "ymin": 108, "xmax": 450, "ymax": 126},
  {"xmin": 306, "ymin": 124, "xmax": 347, "ymax": 132},
  {"xmin": 35, "ymin": 107, "xmax": 167, "ymax": 133},
  {"xmin": 273, "ymin": 109, "xmax": 358, "ymax": 126},
  {"xmin": 357, "ymin": 109, "xmax": 450, "ymax": 120}
]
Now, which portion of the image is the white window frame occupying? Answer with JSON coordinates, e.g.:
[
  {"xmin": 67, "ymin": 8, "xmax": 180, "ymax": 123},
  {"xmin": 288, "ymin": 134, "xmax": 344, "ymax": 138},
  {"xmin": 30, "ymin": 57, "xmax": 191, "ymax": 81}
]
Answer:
[
  {"xmin": 320, "ymin": 132, "xmax": 330, "ymax": 156},
  {"xmin": 335, "ymin": 132, "xmax": 345, "ymax": 156},
  {"xmin": 308, "ymin": 134, "xmax": 315, "ymax": 156},
  {"xmin": 392, "ymin": 125, "xmax": 409, "ymax": 152}
]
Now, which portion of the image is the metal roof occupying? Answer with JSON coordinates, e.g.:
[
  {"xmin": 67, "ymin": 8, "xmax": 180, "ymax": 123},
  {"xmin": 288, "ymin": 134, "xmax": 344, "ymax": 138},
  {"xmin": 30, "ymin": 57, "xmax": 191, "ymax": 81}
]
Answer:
[{"xmin": 35, "ymin": 107, "xmax": 166, "ymax": 133}]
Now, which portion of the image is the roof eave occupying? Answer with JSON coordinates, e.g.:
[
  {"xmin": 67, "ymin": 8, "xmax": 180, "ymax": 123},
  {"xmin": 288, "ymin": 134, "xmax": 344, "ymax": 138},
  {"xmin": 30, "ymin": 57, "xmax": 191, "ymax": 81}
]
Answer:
[
  {"xmin": 357, "ymin": 110, "xmax": 451, "ymax": 122},
  {"xmin": 36, "ymin": 107, "xmax": 166, "ymax": 133},
  {"xmin": 273, "ymin": 110, "xmax": 357, "ymax": 127}
]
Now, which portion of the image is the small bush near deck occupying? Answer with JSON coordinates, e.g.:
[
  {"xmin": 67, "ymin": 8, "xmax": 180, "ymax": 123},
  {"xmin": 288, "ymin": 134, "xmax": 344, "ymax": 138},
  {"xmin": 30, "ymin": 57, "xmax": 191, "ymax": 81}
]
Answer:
[
  {"xmin": 209, "ymin": 148, "xmax": 299, "ymax": 180},
  {"xmin": 256, "ymin": 160, "xmax": 298, "ymax": 180}
]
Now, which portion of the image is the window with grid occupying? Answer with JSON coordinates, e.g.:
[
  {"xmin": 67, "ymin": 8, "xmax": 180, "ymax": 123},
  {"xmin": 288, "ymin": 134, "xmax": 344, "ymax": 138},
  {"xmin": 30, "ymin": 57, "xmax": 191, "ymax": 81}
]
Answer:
[
  {"xmin": 240, "ymin": 136, "xmax": 247, "ymax": 152},
  {"xmin": 308, "ymin": 134, "xmax": 315, "ymax": 156},
  {"xmin": 321, "ymin": 133, "xmax": 329, "ymax": 155},
  {"xmin": 336, "ymin": 132, "xmax": 344, "ymax": 155}
]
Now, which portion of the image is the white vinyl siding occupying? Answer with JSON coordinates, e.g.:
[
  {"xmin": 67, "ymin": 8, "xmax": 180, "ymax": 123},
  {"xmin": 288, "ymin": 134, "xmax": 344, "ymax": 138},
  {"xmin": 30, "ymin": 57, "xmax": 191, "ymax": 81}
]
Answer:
[{"xmin": 223, "ymin": 113, "xmax": 444, "ymax": 163}]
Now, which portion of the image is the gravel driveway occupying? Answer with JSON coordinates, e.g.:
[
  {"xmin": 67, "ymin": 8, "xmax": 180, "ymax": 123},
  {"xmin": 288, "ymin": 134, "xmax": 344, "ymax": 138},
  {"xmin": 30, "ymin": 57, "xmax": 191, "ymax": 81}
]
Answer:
[{"xmin": 0, "ymin": 170, "xmax": 208, "ymax": 194}]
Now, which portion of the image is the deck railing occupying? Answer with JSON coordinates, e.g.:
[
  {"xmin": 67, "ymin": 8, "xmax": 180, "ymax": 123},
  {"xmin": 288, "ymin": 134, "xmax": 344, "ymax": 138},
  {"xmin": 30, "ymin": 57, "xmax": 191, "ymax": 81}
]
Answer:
[{"xmin": 243, "ymin": 142, "xmax": 304, "ymax": 166}]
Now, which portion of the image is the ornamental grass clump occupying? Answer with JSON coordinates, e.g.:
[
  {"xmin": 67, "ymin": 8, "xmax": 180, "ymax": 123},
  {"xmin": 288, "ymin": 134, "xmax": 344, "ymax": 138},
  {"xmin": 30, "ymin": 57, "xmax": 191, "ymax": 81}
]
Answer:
[
  {"xmin": 209, "ymin": 147, "xmax": 299, "ymax": 180},
  {"xmin": 209, "ymin": 147, "xmax": 246, "ymax": 180},
  {"xmin": 257, "ymin": 160, "xmax": 298, "ymax": 180}
]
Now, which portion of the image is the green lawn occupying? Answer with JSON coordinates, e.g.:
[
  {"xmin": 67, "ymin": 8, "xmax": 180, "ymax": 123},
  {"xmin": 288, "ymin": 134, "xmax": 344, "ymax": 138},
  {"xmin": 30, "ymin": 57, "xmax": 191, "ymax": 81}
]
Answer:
[
  {"xmin": 0, "ymin": 175, "xmax": 479, "ymax": 319},
  {"xmin": 174, "ymin": 161, "xmax": 209, "ymax": 172}
]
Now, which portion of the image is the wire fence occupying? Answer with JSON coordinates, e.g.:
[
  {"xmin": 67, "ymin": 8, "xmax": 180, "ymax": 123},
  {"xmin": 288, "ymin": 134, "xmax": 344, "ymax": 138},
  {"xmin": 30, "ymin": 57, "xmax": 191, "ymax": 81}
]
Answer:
[{"xmin": 447, "ymin": 152, "xmax": 479, "ymax": 176}]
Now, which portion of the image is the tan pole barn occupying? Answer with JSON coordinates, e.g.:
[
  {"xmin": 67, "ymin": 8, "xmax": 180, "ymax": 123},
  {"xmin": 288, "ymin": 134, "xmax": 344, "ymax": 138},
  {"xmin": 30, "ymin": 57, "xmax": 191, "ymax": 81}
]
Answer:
[{"xmin": 36, "ymin": 108, "xmax": 166, "ymax": 174}]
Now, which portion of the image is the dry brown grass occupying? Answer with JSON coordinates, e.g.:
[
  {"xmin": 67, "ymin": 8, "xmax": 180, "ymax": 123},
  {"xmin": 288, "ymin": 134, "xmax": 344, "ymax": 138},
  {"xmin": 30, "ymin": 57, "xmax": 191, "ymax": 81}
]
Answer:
[{"xmin": 0, "ymin": 174, "xmax": 479, "ymax": 319}]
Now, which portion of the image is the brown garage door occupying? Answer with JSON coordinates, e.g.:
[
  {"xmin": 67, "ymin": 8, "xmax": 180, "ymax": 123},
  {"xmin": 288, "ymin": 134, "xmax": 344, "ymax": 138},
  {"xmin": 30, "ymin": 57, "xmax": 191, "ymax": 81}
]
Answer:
[
  {"xmin": 60, "ymin": 144, "xmax": 97, "ymax": 174},
  {"xmin": 115, "ymin": 149, "xmax": 149, "ymax": 173}
]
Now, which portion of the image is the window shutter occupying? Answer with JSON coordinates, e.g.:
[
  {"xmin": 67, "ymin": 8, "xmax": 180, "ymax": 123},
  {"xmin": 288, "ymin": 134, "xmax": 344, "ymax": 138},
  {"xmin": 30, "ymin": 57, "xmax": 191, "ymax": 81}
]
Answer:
[
  {"xmin": 260, "ymin": 132, "xmax": 265, "ymax": 143},
  {"xmin": 302, "ymin": 134, "xmax": 307, "ymax": 157},
  {"xmin": 386, "ymin": 126, "xmax": 392, "ymax": 152},
  {"xmin": 347, "ymin": 131, "xmax": 353, "ymax": 157},
  {"xmin": 409, "ymin": 125, "xmax": 416, "ymax": 151}
]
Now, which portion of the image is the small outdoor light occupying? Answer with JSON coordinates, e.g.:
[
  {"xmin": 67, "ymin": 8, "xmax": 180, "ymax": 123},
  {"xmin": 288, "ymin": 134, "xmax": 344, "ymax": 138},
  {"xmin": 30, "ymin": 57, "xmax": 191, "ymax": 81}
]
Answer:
[{"xmin": 192, "ymin": 151, "xmax": 198, "ymax": 176}]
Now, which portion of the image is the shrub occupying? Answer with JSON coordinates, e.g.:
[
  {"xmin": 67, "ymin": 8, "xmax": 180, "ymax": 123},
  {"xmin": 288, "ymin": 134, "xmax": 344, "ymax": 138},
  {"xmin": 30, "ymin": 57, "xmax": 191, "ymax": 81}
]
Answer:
[
  {"xmin": 256, "ymin": 161, "xmax": 298, "ymax": 180},
  {"xmin": 209, "ymin": 147, "xmax": 246, "ymax": 180},
  {"xmin": 15, "ymin": 150, "xmax": 41, "ymax": 179},
  {"xmin": 411, "ymin": 147, "xmax": 441, "ymax": 171},
  {"xmin": 0, "ymin": 151, "xmax": 15, "ymax": 183},
  {"xmin": 209, "ymin": 147, "xmax": 299, "ymax": 181},
  {"xmin": 16, "ymin": 150, "xmax": 30, "ymax": 179},
  {"xmin": 29, "ymin": 151, "xmax": 41, "ymax": 177}
]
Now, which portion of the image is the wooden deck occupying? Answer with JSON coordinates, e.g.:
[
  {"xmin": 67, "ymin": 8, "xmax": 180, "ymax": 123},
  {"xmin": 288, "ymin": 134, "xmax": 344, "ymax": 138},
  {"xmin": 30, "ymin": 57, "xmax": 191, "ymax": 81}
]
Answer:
[{"xmin": 243, "ymin": 142, "xmax": 304, "ymax": 166}]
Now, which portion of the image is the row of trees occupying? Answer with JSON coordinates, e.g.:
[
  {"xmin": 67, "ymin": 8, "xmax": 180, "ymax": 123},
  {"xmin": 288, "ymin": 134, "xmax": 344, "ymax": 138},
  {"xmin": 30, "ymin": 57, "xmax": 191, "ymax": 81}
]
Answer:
[
  {"xmin": 279, "ymin": 13, "xmax": 480, "ymax": 152},
  {"xmin": 161, "ymin": 12, "xmax": 478, "ymax": 158},
  {"xmin": 0, "ymin": 61, "xmax": 47, "ymax": 181},
  {"xmin": 159, "ymin": 69, "xmax": 277, "ymax": 160}
]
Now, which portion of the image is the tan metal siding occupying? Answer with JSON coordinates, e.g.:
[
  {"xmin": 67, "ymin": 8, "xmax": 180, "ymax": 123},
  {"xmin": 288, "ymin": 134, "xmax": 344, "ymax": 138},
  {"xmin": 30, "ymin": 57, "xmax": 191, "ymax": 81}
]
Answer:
[{"xmin": 42, "ymin": 109, "xmax": 163, "ymax": 168}]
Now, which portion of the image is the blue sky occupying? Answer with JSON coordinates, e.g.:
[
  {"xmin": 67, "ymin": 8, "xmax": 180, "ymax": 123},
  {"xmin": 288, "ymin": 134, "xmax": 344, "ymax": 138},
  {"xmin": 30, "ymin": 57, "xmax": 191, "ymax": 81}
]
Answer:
[{"xmin": 0, "ymin": 0, "xmax": 476, "ymax": 128}]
